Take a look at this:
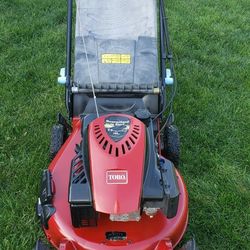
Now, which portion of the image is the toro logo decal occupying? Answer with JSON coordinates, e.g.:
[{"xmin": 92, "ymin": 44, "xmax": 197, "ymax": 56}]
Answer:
[{"xmin": 106, "ymin": 170, "xmax": 128, "ymax": 185}]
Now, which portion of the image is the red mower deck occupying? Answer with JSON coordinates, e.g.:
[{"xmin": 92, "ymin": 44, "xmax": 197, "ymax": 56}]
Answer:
[{"xmin": 44, "ymin": 119, "xmax": 188, "ymax": 250}]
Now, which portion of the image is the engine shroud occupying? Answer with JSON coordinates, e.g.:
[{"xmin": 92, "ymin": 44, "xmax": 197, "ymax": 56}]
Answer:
[{"xmin": 87, "ymin": 114, "xmax": 146, "ymax": 214}]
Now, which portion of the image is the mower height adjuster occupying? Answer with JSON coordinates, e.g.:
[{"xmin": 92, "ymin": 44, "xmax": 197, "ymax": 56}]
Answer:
[{"xmin": 36, "ymin": 170, "xmax": 56, "ymax": 229}]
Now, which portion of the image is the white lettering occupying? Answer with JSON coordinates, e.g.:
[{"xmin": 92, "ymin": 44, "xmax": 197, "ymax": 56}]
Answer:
[
  {"xmin": 106, "ymin": 170, "xmax": 128, "ymax": 184},
  {"xmin": 108, "ymin": 174, "xmax": 126, "ymax": 180}
]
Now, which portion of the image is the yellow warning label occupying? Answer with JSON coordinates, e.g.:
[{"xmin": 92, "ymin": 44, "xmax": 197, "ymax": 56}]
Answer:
[{"xmin": 102, "ymin": 54, "xmax": 131, "ymax": 64}]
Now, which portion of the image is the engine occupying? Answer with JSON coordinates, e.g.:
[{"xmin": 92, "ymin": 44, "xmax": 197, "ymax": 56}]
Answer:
[{"xmin": 68, "ymin": 114, "xmax": 180, "ymax": 228}]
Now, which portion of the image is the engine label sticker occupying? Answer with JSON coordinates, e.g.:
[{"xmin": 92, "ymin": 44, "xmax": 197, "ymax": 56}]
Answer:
[
  {"xmin": 102, "ymin": 54, "xmax": 131, "ymax": 64},
  {"xmin": 106, "ymin": 170, "xmax": 128, "ymax": 185},
  {"xmin": 105, "ymin": 116, "xmax": 130, "ymax": 142}
]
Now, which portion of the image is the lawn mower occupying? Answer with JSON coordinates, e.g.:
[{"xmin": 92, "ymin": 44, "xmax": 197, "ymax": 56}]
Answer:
[{"xmin": 35, "ymin": 0, "xmax": 198, "ymax": 249}]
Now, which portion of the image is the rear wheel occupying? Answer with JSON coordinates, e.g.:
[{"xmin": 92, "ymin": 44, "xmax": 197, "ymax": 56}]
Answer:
[
  {"xmin": 49, "ymin": 124, "xmax": 67, "ymax": 160},
  {"xmin": 163, "ymin": 125, "xmax": 180, "ymax": 167}
]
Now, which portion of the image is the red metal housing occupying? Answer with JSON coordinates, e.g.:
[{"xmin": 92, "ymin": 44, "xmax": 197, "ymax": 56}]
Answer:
[
  {"xmin": 88, "ymin": 115, "xmax": 145, "ymax": 214},
  {"xmin": 44, "ymin": 118, "xmax": 189, "ymax": 250}
]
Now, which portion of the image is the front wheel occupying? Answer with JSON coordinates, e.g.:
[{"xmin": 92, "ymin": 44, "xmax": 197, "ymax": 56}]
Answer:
[
  {"xmin": 34, "ymin": 240, "xmax": 50, "ymax": 250},
  {"xmin": 177, "ymin": 238, "xmax": 199, "ymax": 250}
]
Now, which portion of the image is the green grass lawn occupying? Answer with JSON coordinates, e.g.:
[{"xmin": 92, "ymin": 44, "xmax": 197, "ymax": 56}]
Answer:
[{"xmin": 0, "ymin": 0, "xmax": 249, "ymax": 249}]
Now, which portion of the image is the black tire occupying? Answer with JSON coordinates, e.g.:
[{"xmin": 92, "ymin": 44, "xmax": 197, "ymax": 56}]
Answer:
[
  {"xmin": 49, "ymin": 124, "xmax": 66, "ymax": 161},
  {"xmin": 178, "ymin": 238, "xmax": 199, "ymax": 250},
  {"xmin": 163, "ymin": 125, "xmax": 180, "ymax": 167},
  {"xmin": 34, "ymin": 240, "xmax": 50, "ymax": 250}
]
